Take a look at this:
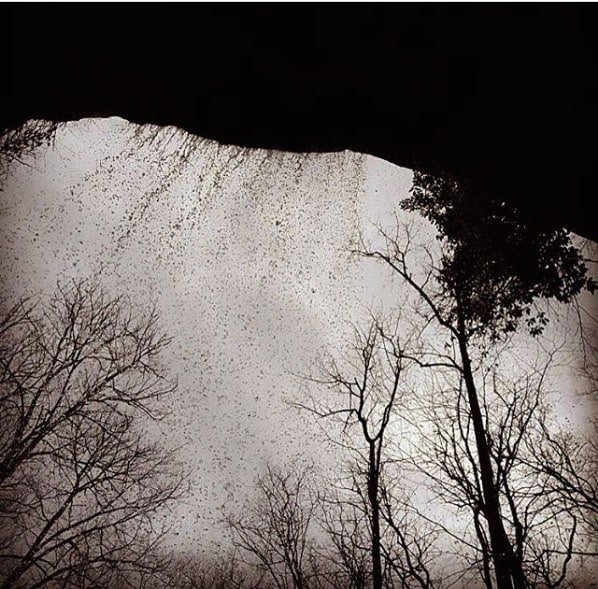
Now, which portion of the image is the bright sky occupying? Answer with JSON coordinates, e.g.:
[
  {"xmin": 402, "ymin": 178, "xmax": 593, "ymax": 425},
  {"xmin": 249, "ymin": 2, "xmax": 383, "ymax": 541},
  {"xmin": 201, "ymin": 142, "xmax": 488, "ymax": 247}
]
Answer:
[{"xmin": 1, "ymin": 117, "xmax": 594, "ymax": 556}]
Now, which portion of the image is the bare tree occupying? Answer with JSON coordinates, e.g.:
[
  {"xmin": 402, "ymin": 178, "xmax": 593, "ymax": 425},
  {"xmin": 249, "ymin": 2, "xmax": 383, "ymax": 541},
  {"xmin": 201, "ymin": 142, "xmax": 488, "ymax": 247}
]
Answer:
[
  {"xmin": 297, "ymin": 321, "xmax": 403, "ymax": 589},
  {"xmin": 525, "ymin": 416, "xmax": 598, "ymax": 564},
  {"xmin": 296, "ymin": 319, "xmax": 440, "ymax": 589},
  {"xmin": 409, "ymin": 349, "xmax": 595, "ymax": 588},
  {"xmin": 226, "ymin": 464, "xmax": 318, "ymax": 589},
  {"xmin": 0, "ymin": 280, "xmax": 186, "ymax": 588},
  {"xmin": 529, "ymin": 302, "xmax": 598, "ymax": 561}
]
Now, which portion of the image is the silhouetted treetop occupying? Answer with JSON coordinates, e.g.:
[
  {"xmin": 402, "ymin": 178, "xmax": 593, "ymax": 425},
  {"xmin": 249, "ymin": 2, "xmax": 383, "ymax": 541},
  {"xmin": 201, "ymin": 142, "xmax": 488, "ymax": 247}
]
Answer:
[{"xmin": 403, "ymin": 171, "xmax": 596, "ymax": 339}]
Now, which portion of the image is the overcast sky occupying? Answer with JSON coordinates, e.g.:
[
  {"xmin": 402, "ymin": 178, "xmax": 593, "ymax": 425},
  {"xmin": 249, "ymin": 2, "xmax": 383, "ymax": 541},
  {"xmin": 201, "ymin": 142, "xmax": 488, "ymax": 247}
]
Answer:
[{"xmin": 1, "ymin": 118, "xmax": 594, "ymax": 556}]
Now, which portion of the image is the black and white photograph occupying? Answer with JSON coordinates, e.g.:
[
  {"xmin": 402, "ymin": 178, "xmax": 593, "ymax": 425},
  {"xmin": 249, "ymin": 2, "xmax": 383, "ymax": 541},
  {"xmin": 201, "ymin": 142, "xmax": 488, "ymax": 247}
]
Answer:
[{"xmin": 1, "ymin": 5, "xmax": 597, "ymax": 588}]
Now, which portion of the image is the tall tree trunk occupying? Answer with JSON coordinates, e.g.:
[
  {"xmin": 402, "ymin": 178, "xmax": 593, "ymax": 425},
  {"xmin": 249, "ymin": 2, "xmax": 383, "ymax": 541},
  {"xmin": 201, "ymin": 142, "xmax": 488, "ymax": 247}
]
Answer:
[
  {"xmin": 456, "ymin": 311, "xmax": 526, "ymax": 589},
  {"xmin": 369, "ymin": 443, "xmax": 383, "ymax": 589},
  {"xmin": 473, "ymin": 506, "xmax": 495, "ymax": 589}
]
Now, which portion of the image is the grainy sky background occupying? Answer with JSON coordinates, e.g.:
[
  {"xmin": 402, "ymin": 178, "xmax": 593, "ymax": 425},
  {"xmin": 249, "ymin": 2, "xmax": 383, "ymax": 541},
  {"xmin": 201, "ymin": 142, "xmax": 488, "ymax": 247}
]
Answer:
[{"xmin": 1, "ymin": 118, "xmax": 595, "ymax": 557}]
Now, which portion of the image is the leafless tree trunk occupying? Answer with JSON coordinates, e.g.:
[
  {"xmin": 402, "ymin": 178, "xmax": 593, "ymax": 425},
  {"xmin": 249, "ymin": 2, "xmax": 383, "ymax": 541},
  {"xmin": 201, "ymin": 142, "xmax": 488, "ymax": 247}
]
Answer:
[{"xmin": 295, "ymin": 318, "xmax": 438, "ymax": 589}]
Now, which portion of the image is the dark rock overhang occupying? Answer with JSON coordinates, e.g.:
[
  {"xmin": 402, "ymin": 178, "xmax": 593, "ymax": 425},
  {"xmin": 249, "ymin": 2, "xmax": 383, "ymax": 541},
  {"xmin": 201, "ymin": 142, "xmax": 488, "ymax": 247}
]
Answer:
[{"xmin": 3, "ymin": 5, "xmax": 596, "ymax": 241}]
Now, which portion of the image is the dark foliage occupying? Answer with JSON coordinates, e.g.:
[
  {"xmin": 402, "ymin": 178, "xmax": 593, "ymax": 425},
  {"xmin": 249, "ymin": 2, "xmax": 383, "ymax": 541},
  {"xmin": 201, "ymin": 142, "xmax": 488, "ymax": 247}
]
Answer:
[{"xmin": 403, "ymin": 171, "xmax": 595, "ymax": 339}]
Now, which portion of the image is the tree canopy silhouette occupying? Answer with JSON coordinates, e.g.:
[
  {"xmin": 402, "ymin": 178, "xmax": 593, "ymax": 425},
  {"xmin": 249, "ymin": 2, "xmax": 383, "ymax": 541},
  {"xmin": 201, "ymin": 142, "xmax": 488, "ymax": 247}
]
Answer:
[{"xmin": 403, "ymin": 171, "xmax": 595, "ymax": 340}]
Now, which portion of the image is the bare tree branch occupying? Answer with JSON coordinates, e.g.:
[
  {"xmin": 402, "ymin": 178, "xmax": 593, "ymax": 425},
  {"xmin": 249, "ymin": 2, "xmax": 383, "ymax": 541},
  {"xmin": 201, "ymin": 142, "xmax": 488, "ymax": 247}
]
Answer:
[{"xmin": 0, "ymin": 280, "xmax": 187, "ymax": 588}]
